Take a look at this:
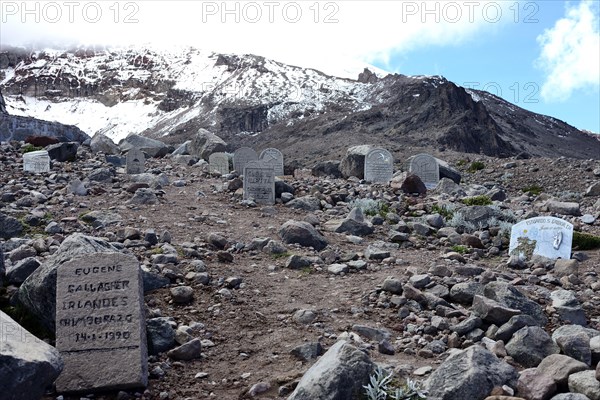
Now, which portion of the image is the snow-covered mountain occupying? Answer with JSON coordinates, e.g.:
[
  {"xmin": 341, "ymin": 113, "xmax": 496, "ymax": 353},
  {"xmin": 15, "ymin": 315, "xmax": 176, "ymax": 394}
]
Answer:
[{"xmin": 1, "ymin": 45, "xmax": 599, "ymax": 161}]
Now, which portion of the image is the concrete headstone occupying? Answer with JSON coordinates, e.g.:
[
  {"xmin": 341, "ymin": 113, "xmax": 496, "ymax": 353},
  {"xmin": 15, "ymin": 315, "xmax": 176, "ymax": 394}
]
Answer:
[
  {"xmin": 23, "ymin": 150, "xmax": 50, "ymax": 173},
  {"xmin": 509, "ymin": 216, "xmax": 573, "ymax": 260},
  {"xmin": 259, "ymin": 148, "xmax": 284, "ymax": 177},
  {"xmin": 233, "ymin": 147, "xmax": 258, "ymax": 174},
  {"xmin": 208, "ymin": 152, "xmax": 230, "ymax": 175},
  {"xmin": 126, "ymin": 148, "xmax": 145, "ymax": 174},
  {"xmin": 408, "ymin": 154, "xmax": 439, "ymax": 189},
  {"xmin": 364, "ymin": 148, "xmax": 393, "ymax": 183},
  {"xmin": 243, "ymin": 161, "xmax": 275, "ymax": 205},
  {"xmin": 55, "ymin": 252, "xmax": 148, "ymax": 393}
]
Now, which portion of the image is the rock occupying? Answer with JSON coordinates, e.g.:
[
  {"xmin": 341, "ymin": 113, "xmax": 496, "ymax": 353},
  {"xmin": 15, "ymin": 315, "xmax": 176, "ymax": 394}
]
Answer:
[
  {"xmin": 322, "ymin": 208, "xmax": 374, "ymax": 236},
  {"xmin": 449, "ymin": 281, "xmax": 483, "ymax": 305},
  {"xmin": 293, "ymin": 309, "xmax": 317, "ymax": 325},
  {"xmin": 287, "ymin": 340, "xmax": 375, "ymax": 400},
  {"xmin": 426, "ymin": 345, "xmax": 518, "ymax": 400},
  {"xmin": 0, "ymin": 311, "xmax": 64, "ymax": 400},
  {"xmin": 25, "ymin": 135, "xmax": 60, "ymax": 147},
  {"xmin": 546, "ymin": 200, "xmax": 581, "ymax": 216},
  {"xmin": 495, "ymin": 315, "xmax": 539, "ymax": 343},
  {"xmin": 537, "ymin": 354, "xmax": 588, "ymax": 386},
  {"xmin": 167, "ymin": 338, "xmax": 202, "ymax": 360},
  {"xmin": 457, "ymin": 206, "xmax": 497, "ymax": 229},
  {"xmin": 17, "ymin": 233, "xmax": 118, "ymax": 331},
  {"xmin": 172, "ymin": 140, "xmax": 191, "ymax": 155},
  {"xmin": 505, "ymin": 327, "xmax": 560, "ymax": 368},
  {"xmin": 352, "ymin": 325, "xmax": 391, "ymax": 342},
  {"xmin": 517, "ymin": 368, "xmax": 556, "ymax": 400},
  {"xmin": 286, "ymin": 195, "xmax": 322, "ymax": 211},
  {"xmin": 552, "ymin": 325, "xmax": 600, "ymax": 343},
  {"xmin": 248, "ymin": 382, "xmax": 271, "ymax": 397},
  {"xmin": 90, "ymin": 133, "xmax": 120, "ymax": 154},
  {"xmin": 146, "ymin": 317, "xmax": 176, "ymax": 355},
  {"xmin": 129, "ymin": 172, "xmax": 169, "ymax": 188},
  {"xmin": 6, "ymin": 257, "xmax": 40, "ymax": 284},
  {"xmin": 0, "ymin": 213, "xmax": 23, "ymax": 239},
  {"xmin": 550, "ymin": 394, "xmax": 593, "ymax": 400},
  {"xmin": 555, "ymin": 333, "xmax": 592, "ymax": 366},
  {"xmin": 551, "ymin": 289, "xmax": 587, "ymax": 326},
  {"xmin": 88, "ymin": 167, "xmax": 113, "ymax": 182},
  {"xmin": 364, "ymin": 245, "xmax": 390, "ymax": 260},
  {"xmin": 585, "ymin": 182, "xmax": 600, "ymax": 197},
  {"xmin": 327, "ymin": 264, "xmax": 348, "ymax": 275},
  {"xmin": 450, "ymin": 316, "xmax": 482, "ymax": 336},
  {"xmin": 291, "ymin": 342, "xmax": 323, "ymax": 362},
  {"xmin": 339, "ymin": 145, "xmax": 373, "ymax": 179},
  {"xmin": 312, "ymin": 160, "xmax": 342, "ymax": 178},
  {"xmin": 286, "ymin": 255, "xmax": 312, "ymax": 270},
  {"xmin": 382, "ymin": 277, "xmax": 403, "ymax": 294},
  {"xmin": 482, "ymin": 281, "xmax": 548, "ymax": 326},
  {"xmin": 434, "ymin": 178, "xmax": 466, "ymax": 196},
  {"xmin": 568, "ymin": 371, "xmax": 600, "ymax": 400},
  {"xmin": 398, "ymin": 173, "xmax": 427, "ymax": 195},
  {"xmin": 80, "ymin": 210, "xmax": 122, "ymax": 228},
  {"xmin": 44, "ymin": 221, "xmax": 63, "ymax": 234},
  {"xmin": 119, "ymin": 134, "xmax": 169, "ymax": 158},
  {"xmin": 46, "ymin": 142, "xmax": 78, "ymax": 162},
  {"xmin": 437, "ymin": 159, "xmax": 462, "ymax": 184},
  {"xmin": 129, "ymin": 188, "xmax": 158, "ymax": 205},
  {"xmin": 188, "ymin": 129, "xmax": 227, "ymax": 160},
  {"xmin": 473, "ymin": 295, "xmax": 522, "ymax": 325},
  {"xmin": 67, "ymin": 179, "xmax": 87, "ymax": 196},
  {"xmin": 427, "ymin": 213, "xmax": 445, "ymax": 228},
  {"xmin": 170, "ymin": 286, "xmax": 194, "ymax": 304},
  {"xmin": 409, "ymin": 274, "xmax": 431, "ymax": 289},
  {"xmin": 279, "ymin": 220, "xmax": 328, "ymax": 251}
]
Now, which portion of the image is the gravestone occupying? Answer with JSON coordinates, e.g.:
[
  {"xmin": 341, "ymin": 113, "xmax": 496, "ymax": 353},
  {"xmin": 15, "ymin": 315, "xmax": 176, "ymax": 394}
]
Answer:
[
  {"xmin": 509, "ymin": 216, "xmax": 573, "ymax": 260},
  {"xmin": 408, "ymin": 154, "xmax": 439, "ymax": 189},
  {"xmin": 233, "ymin": 147, "xmax": 258, "ymax": 174},
  {"xmin": 55, "ymin": 252, "xmax": 148, "ymax": 393},
  {"xmin": 23, "ymin": 150, "xmax": 50, "ymax": 173},
  {"xmin": 259, "ymin": 148, "xmax": 284, "ymax": 177},
  {"xmin": 126, "ymin": 148, "xmax": 145, "ymax": 174},
  {"xmin": 364, "ymin": 148, "xmax": 394, "ymax": 183},
  {"xmin": 243, "ymin": 161, "xmax": 275, "ymax": 205},
  {"xmin": 208, "ymin": 152, "xmax": 230, "ymax": 175}
]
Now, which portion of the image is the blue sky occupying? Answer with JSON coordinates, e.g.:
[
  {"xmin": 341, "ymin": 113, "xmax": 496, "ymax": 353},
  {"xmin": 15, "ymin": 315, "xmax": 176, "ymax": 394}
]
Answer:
[{"xmin": 1, "ymin": 0, "xmax": 599, "ymax": 133}]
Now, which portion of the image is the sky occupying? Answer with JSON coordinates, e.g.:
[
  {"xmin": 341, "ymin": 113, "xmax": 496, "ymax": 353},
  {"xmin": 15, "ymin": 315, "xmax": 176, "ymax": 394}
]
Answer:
[{"xmin": 0, "ymin": 0, "xmax": 599, "ymax": 133}]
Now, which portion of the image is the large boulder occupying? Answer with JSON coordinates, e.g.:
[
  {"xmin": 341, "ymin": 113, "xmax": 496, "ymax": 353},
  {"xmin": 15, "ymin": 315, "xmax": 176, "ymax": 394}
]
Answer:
[
  {"xmin": 482, "ymin": 281, "xmax": 548, "ymax": 326},
  {"xmin": 312, "ymin": 160, "xmax": 342, "ymax": 178},
  {"xmin": 505, "ymin": 326, "xmax": 560, "ymax": 368},
  {"xmin": 339, "ymin": 145, "xmax": 373, "ymax": 179},
  {"xmin": 17, "ymin": 234, "xmax": 118, "ymax": 332},
  {"xmin": 119, "ymin": 134, "xmax": 170, "ymax": 158},
  {"xmin": 436, "ymin": 158, "xmax": 462, "ymax": 184},
  {"xmin": 426, "ymin": 345, "xmax": 518, "ymax": 400},
  {"xmin": 188, "ymin": 129, "xmax": 227, "ymax": 160},
  {"xmin": 279, "ymin": 220, "xmax": 328, "ymax": 251},
  {"xmin": 46, "ymin": 142, "xmax": 79, "ymax": 162},
  {"xmin": 0, "ymin": 311, "xmax": 64, "ymax": 400},
  {"xmin": 90, "ymin": 133, "xmax": 120, "ymax": 155},
  {"xmin": 287, "ymin": 340, "xmax": 375, "ymax": 400}
]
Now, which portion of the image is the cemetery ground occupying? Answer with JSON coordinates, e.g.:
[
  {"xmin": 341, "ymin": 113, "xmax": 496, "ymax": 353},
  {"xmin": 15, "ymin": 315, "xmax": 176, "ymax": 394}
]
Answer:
[{"xmin": 1, "ymin": 143, "xmax": 600, "ymax": 400}]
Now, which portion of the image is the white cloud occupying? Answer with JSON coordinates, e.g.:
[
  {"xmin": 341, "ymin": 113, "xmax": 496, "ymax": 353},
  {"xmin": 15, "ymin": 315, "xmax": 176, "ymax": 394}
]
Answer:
[
  {"xmin": 0, "ymin": 1, "xmax": 517, "ymax": 77},
  {"xmin": 536, "ymin": 0, "xmax": 600, "ymax": 102}
]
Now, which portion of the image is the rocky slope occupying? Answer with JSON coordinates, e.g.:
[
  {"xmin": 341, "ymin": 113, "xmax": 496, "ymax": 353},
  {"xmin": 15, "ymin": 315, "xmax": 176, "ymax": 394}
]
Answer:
[{"xmin": 1, "ymin": 46, "xmax": 598, "ymax": 163}]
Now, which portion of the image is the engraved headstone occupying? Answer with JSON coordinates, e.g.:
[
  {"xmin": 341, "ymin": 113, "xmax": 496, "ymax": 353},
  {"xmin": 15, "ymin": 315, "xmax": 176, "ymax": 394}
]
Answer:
[
  {"xmin": 55, "ymin": 252, "xmax": 148, "ymax": 393},
  {"xmin": 364, "ymin": 148, "xmax": 394, "ymax": 183},
  {"xmin": 408, "ymin": 154, "xmax": 439, "ymax": 189},
  {"xmin": 509, "ymin": 216, "xmax": 573, "ymax": 260},
  {"xmin": 243, "ymin": 161, "xmax": 275, "ymax": 205},
  {"xmin": 259, "ymin": 148, "xmax": 284, "ymax": 177},
  {"xmin": 23, "ymin": 150, "xmax": 50, "ymax": 173},
  {"xmin": 208, "ymin": 152, "xmax": 230, "ymax": 175},
  {"xmin": 233, "ymin": 147, "xmax": 258, "ymax": 174},
  {"xmin": 126, "ymin": 148, "xmax": 145, "ymax": 174}
]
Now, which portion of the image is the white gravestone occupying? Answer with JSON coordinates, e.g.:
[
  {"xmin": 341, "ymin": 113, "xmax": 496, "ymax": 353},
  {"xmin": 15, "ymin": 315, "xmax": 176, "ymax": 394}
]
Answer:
[
  {"xmin": 364, "ymin": 148, "xmax": 394, "ymax": 183},
  {"xmin": 55, "ymin": 252, "xmax": 148, "ymax": 393},
  {"xmin": 233, "ymin": 147, "xmax": 258, "ymax": 174},
  {"xmin": 408, "ymin": 154, "xmax": 439, "ymax": 189},
  {"xmin": 23, "ymin": 150, "xmax": 50, "ymax": 173},
  {"xmin": 243, "ymin": 161, "xmax": 275, "ymax": 205},
  {"xmin": 509, "ymin": 216, "xmax": 573, "ymax": 260},
  {"xmin": 259, "ymin": 148, "xmax": 284, "ymax": 177},
  {"xmin": 208, "ymin": 153, "xmax": 230, "ymax": 175},
  {"xmin": 126, "ymin": 148, "xmax": 145, "ymax": 174}
]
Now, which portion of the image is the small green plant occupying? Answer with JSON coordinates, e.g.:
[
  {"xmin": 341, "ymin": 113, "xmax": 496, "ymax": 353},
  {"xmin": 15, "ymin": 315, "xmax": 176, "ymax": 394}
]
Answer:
[
  {"xmin": 270, "ymin": 251, "xmax": 291, "ymax": 260},
  {"xmin": 150, "ymin": 247, "xmax": 164, "ymax": 255},
  {"xmin": 431, "ymin": 204, "xmax": 454, "ymax": 220},
  {"xmin": 456, "ymin": 159, "xmax": 468, "ymax": 167},
  {"xmin": 350, "ymin": 198, "xmax": 389, "ymax": 218},
  {"xmin": 21, "ymin": 144, "xmax": 43, "ymax": 153},
  {"xmin": 467, "ymin": 161, "xmax": 485, "ymax": 173},
  {"xmin": 522, "ymin": 184, "xmax": 543, "ymax": 196},
  {"xmin": 461, "ymin": 195, "xmax": 492, "ymax": 206},
  {"xmin": 451, "ymin": 245, "xmax": 469, "ymax": 254},
  {"xmin": 573, "ymin": 232, "xmax": 600, "ymax": 250},
  {"xmin": 363, "ymin": 367, "xmax": 428, "ymax": 400}
]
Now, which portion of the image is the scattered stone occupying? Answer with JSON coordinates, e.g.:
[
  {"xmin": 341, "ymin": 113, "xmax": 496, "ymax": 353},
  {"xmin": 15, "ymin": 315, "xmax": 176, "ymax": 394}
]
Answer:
[
  {"xmin": 517, "ymin": 369, "xmax": 556, "ymax": 400},
  {"xmin": 536, "ymin": 354, "xmax": 588, "ymax": 386},
  {"xmin": 167, "ymin": 338, "xmax": 202, "ymax": 361},
  {"xmin": 279, "ymin": 220, "xmax": 328, "ymax": 251},
  {"xmin": 0, "ymin": 213, "xmax": 23, "ymax": 239},
  {"xmin": 472, "ymin": 295, "xmax": 522, "ymax": 325},
  {"xmin": 147, "ymin": 318, "xmax": 176, "ymax": 355},
  {"xmin": 291, "ymin": 342, "xmax": 323, "ymax": 362},
  {"xmin": 46, "ymin": 142, "xmax": 78, "ymax": 162},
  {"xmin": 555, "ymin": 333, "xmax": 592, "ymax": 366},
  {"xmin": 505, "ymin": 326, "xmax": 560, "ymax": 368},
  {"xmin": 170, "ymin": 286, "xmax": 194, "ymax": 304},
  {"xmin": 568, "ymin": 371, "xmax": 600, "ymax": 400},
  {"xmin": 546, "ymin": 200, "xmax": 581, "ymax": 216}
]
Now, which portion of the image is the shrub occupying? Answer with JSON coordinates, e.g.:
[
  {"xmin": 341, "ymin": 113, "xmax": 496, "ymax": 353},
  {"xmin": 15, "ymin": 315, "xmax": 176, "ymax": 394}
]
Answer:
[
  {"xmin": 573, "ymin": 232, "xmax": 600, "ymax": 250},
  {"xmin": 451, "ymin": 245, "xmax": 469, "ymax": 254},
  {"xmin": 461, "ymin": 195, "xmax": 492, "ymax": 206},
  {"xmin": 467, "ymin": 161, "xmax": 485, "ymax": 172},
  {"xmin": 363, "ymin": 367, "xmax": 428, "ymax": 400},
  {"xmin": 350, "ymin": 198, "xmax": 389, "ymax": 218},
  {"xmin": 522, "ymin": 184, "xmax": 543, "ymax": 196},
  {"xmin": 431, "ymin": 203, "xmax": 454, "ymax": 219}
]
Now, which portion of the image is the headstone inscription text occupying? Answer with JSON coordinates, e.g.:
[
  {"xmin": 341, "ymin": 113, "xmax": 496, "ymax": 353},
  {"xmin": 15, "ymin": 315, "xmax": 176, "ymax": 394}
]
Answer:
[
  {"xmin": 233, "ymin": 147, "xmax": 258, "ymax": 174},
  {"xmin": 243, "ymin": 161, "xmax": 275, "ymax": 205},
  {"xmin": 509, "ymin": 216, "xmax": 573, "ymax": 260},
  {"xmin": 55, "ymin": 252, "xmax": 148, "ymax": 393},
  {"xmin": 364, "ymin": 148, "xmax": 394, "ymax": 183},
  {"xmin": 209, "ymin": 152, "xmax": 230, "ymax": 175},
  {"xmin": 23, "ymin": 150, "xmax": 50, "ymax": 173},
  {"xmin": 408, "ymin": 154, "xmax": 439, "ymax": 189},
  {"xmin": 259, "ymin": 148, "xmax": 284, "ymax": 177},
  {"xmin": 126, "ymin": 148, "xmax": 145, "ymax": 174}
]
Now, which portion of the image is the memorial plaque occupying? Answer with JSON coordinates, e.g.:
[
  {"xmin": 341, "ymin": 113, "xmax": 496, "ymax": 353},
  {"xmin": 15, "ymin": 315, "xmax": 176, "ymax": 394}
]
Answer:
[
  {"xmin": 209, "ymin": 152, "xmax": 230, "ymax": 175},
  {"xmin": 259, "ymin": 148, "xmax": 284, "ymax": 177},
  {"xmin": 364, "ymin": 148, "xmax": 393, "ymax": 183},
  {"xmin": 55, "ymin": 252, "xmax": 148, "ymax": 393},
  {"xmin": 509, "ymin": 216, "xmax": 573, "ymax": 260},
  {"xmin": 408, "ymin": 153, "xmax": 439, "ymax": 189},
  {"xmin": 243, "ymin": 161, "xmax": 275, "ymax": 205},
  {"xmin": 233, "ymin": 147, "xmax": 258, "ymax": 174},
  {"xmin": 23, "ymin": 150, "xmax": 50, "ymax": 173},
  {"xmin": 126, "ymin": 148, "xmax": 145, "ymax": 174}
]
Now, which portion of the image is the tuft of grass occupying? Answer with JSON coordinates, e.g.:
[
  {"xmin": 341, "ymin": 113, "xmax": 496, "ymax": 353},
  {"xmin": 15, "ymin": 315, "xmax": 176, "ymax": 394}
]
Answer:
[
  {"xmin": 467, "ymin": 161, "xmax": 485, "ymax": 173},
  {"xmin": 461, "ymin": 195, "xmax": 493, "ymax": 206},
  {"xmin": 431, "ymin": 204, "xmax": 454, "ymax": 220},
  {"xmin": 522, "ymin": 184, "xmax": 544, "ymax": 196},
  {"xmin": 451, "ymin": 245, "xmax": 469, "ymax": 254},
  {"xmin": 150, "ymin": 247, "xmax": 164, "ymax": 255},
  {"xmin": 456, "ymin": 159, "xmax": 468, "ymax": 167},
  {"xmin": 21, "ymin": 144, "xmax": 43, "ymax": 154},
  {"xmin": 573, "ymin": 232, "xmax": 600, "ymax": 250},
  {"xmin": 270, "ymin": 252, "xmax": 292, "ymax": 260}
]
